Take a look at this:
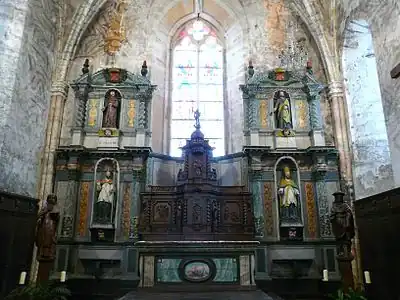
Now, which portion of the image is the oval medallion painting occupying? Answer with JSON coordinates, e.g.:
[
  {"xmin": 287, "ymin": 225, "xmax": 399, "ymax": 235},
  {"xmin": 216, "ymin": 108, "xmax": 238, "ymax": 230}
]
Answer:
[{"xmin": 183, "ymin": 261, "xmax": 211, "ymax": 282}]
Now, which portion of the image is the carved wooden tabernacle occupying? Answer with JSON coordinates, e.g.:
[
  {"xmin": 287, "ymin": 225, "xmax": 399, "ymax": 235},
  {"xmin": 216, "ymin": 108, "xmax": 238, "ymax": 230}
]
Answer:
[{"xmin": 138, "ymin": 112, "xmax": 254, "ymax": 241}]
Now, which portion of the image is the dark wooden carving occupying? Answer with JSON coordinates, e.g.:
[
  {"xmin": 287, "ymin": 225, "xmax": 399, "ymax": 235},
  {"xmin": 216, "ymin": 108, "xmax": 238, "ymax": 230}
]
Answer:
[
  {"xmin": 354, "ymin": 187, "xmax": 400, "ymax": 300},
  {"xmin": 0, "ymin": 191, "xmax": 38, "ymax": 297},
  {"xmin": 138, "ymin": 111, "xmax": 254, "ymax": 241}
]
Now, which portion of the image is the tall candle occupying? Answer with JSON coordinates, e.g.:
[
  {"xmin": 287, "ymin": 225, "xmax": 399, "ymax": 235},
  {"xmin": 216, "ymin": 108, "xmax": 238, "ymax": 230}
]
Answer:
[
  {"xmin": 60, "ymin": 271, "xmax": 66, "ymax": 283},
  {"xmin": 19, "ymin": 272, "xmax": 27, "ymax": 285},
  {"xmin": 364, "ymin": 271, "xmax": 371, "ymax": 284},
  {"xmin": 322, "ymin": 269, "xmax": 329, "ymax": 281}
]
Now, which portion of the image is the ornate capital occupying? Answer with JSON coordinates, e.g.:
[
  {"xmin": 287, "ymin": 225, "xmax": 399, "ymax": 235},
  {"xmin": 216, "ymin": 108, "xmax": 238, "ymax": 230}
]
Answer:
[
  {"xmin": 327, "ymin": 81, "xmax": 344, "ymax": 99},
  {"xmin": 51, "ymin": 81, "xmax": 69, "ymax": 97}
]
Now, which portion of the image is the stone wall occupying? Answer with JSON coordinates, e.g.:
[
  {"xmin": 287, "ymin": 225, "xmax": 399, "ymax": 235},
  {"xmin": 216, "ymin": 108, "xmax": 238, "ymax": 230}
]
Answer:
[
  {"xmin": 0, "ymin": 0, "xmax": 61, "ymax": 197},
  {"xmin": 342, "ymin": 20, "xmax": 394, "ymax": 199},
  {"xmin": 338, "ymin": 0, "xmax": 400, "ymax": 196}
]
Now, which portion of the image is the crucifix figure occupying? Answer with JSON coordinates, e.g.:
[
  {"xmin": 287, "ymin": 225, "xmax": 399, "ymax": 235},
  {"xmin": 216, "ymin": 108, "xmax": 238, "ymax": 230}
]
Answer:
[{"xmin": 194, "ymin": 109, "xmax": 201, "ymax": 129}]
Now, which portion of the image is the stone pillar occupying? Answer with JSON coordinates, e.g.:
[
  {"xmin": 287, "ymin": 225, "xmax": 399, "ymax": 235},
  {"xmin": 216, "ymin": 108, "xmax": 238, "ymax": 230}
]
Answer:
[
  {"xmin": 130, "ymin": 168, "xmax": 144, "ymax": 239},
  {"xmin": 327, "ymin": 81, "xmax": 352, "ymax": 187},
  {"xmin": 39, "ymin": 81, "xmax": 69, "ymax": 203},
  {"xmin": 32, "ymin": 81, "xmax": 69, "ymax": 282},
  {"xmin": 327, "ymin": 81, "xmax": 362, "ymax": 287}
]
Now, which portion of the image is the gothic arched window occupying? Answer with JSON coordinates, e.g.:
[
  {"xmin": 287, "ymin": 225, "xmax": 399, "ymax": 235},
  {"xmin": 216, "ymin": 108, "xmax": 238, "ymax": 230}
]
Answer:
[{"xmin": 170, "ymin": 19, "xmax": 225, "ymax": 157}]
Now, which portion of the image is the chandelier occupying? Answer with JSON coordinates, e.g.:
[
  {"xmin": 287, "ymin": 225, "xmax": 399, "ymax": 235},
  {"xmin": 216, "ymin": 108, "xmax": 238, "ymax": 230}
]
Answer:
[{"xmin": 278, "ymin": 20, "xmax": 309, "ymax": 75}]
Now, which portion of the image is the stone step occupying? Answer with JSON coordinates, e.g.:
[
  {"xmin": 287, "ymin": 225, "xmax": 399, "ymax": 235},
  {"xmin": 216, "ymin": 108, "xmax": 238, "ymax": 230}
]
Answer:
[{"xmin": 118, "ymin": 290, "xmax": 282, "ymax": 300}]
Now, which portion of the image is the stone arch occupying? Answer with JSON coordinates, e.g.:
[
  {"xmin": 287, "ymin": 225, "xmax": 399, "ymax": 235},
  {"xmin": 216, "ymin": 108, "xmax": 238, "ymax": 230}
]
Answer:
[{"xmin": 54, "ymin": 0, "xmax": 337, "ymax": 87}]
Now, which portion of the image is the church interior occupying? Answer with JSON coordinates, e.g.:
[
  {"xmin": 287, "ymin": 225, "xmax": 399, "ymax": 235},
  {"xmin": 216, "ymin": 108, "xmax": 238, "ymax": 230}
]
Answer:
[{"xmin": 0, "ymin": 0, "xmax": 399, "ymax": 299}]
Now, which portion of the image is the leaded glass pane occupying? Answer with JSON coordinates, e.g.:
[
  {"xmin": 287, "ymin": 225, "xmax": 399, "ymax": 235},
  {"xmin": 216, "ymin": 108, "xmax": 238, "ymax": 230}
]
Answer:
[
  {"xmin": 170, "ymin": 138, "xmax": 187, "ymax": 157},
  {"xmin": 200, "ymin": 121, "xmax": 224, "ymax": 139},
  {"xmin": 198, "ymin": 101, "xmax": 224, "ymax": 121},
  {"xmin": 172, "ymin": 83, "xmax": 196, "ymax": 102},
  {"xmin": 171, "ymin": 120, "xmax": 196, "ymax": 139},
  {"xmin": 172, "ymin": 67, "xmax": 197, "ymax": 85},
  {"xmin": 171, "ymin": 101, "xmax": 196, "ymax": 120},
  {"xmin": 208, "ymin": 138, "xmax": 225, "ymax": 157},
  {"xmin": 199, "ymin": 67, "xmax": 223, "ymax": 84},
  {"xmin": 199, "ymin": 85, "xmax": 223, "ymax": 102},
  {"xmin": 174, "ymin": 50, "xmax": 197, "ymax": 68}
]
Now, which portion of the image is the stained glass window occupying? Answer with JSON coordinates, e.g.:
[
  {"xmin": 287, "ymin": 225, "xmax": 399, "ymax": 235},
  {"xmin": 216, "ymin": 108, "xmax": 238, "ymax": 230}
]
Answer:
[{"xmin": 170, "ymin": 20, "xmax": 225, "ymax": 157}]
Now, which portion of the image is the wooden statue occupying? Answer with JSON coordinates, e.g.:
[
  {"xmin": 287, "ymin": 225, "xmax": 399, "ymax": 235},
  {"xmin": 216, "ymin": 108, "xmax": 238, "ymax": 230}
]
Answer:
[
  {"xmin": 102, "ymin": 90, "xmax": 119, "ymax": 128},
  {"xmin": 35, "ymin": 194, "xmax": 60, "ymax": 282},
  {"xmin": 330, "ymin": 191, "xmax": 355, "ymax": 291}
]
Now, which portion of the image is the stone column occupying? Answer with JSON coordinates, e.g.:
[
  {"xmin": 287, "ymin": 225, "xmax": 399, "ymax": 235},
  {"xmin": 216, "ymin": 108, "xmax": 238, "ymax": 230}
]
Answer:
[
  {"xmin": 327, "ymin": 81, "xmax": 352, "ymax": 187},
  {"xmin": 130, "ymin": 168, "xmax": 144, "ymax": 239},
  {"xmin": 327, "ymin": 81, "xmax": 362, "ymax": 287},
  {"xmin": 39, "ymin": 81, "xmax": 69, "ymax": 203},
  {"xmin": 32, "ymin": 81, "xmax": 69, "ymax": 282}
]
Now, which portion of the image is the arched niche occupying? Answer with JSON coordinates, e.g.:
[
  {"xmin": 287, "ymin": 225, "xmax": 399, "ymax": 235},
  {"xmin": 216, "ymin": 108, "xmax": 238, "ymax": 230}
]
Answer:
[
  {"xmin": 272, "ymin": 90, "xmax": 294, "ymax": 133},
  {"xmin": 101, "ymin": 89, "xmax": 122, "ymax": 129},
  {"xmin": 342, "ymin": 19, "xmax": 394, "ymax": 199},
  {"xmin": 90, "ymin": 158, "xmax": 120, "ymax": 237},
  {"xmin": 274, "ymin": 156, "xmax": 303, "ymax": 240}
]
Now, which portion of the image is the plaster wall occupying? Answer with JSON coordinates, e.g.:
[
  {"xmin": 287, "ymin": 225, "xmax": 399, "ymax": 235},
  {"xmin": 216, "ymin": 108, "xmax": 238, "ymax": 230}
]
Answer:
[
  {"xmin": 0, "ymin": 0, "xmax": 60, "ymax": 196},
  {"xmin": 342, "ymin": 20, "xmax": 394, "ymax": 199},
  {"xmin": 338, "ymin": 0, "xmax": 400, "ymax": 193}
]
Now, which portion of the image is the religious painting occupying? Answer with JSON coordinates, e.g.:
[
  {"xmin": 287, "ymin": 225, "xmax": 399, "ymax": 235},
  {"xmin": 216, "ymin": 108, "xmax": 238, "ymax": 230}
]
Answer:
[
  {"xmin": 91, "ymin": 158, "xmax": 120, "ymax": 227},
  {"xmin": 183, "ymin": 261, "xmax": 211, "ymax": 282},
  {"xmin": 102, "ymin": 89, "xmax": 122, "ymax": 129},
  {"xmin": 271, "ymin": 90, "xmax": 294, "ymax": 136}
]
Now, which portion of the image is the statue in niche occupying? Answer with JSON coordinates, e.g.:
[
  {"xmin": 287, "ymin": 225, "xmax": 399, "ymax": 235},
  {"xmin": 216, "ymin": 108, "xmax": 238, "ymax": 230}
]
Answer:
[
  {"xmin": 271, "ymin": 90, "xmax": 293, "ymax": 133},
  {"xmin": 94, "ymin": 168, "xmax": 115, "ymax": 224},
  {"xmin": 102, "ymin": 90, "xmax": 120, "ymax": 128},
  {"xmin": 35, "ymin": 194, "xmax": 60, "ymax": 262},
  {"xmin": 278, "ymin": 165, "xmax": 301, "ymax": 222}
]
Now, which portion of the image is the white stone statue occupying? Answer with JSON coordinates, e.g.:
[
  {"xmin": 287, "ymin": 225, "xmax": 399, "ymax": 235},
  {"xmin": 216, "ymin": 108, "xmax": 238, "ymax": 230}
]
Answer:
[{"xmin": 94, "ymin": 170, "xmax": 115, "ymax": 224}]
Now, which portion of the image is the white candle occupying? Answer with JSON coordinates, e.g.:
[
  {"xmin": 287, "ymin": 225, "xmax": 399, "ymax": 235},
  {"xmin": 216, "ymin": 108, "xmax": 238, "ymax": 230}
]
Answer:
[
  {"xmin": 322, "ymin": 269, "xmax": 329, "ymax": 281},
  {"xmin": 60, "ymin": 271, "xmax": 67, "ymax": 283},
  {"xmin": 364, "ymin": 271, "xmax": 371, "ymax": 284},
  {"xmin": 19, "ymin": 272, "xmax": 27, "ymax": 285}
]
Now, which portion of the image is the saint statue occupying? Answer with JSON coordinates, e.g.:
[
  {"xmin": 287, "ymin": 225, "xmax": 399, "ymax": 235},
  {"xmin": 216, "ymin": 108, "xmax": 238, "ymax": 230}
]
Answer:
[
  {"xmin": 330, "ymin": 192, "xmax": 355, "ymax": 244},
  {"xmin": 272, "ymin": 90, "xmax": 292, "ymax": 129},
  {"xmin": 35, "ymin": 194, "xmax": 60, "ymax": 262},
  {"xmin": 94, "ymin": 170, "xmax": 115, "ymax": 224},
  {"xmin": 278, "ymin": 166, "xmax": 300, "ymax": 221},
  {"xmin": 102, "ymin": 90, "xmax": 119, "ymax": 128}
]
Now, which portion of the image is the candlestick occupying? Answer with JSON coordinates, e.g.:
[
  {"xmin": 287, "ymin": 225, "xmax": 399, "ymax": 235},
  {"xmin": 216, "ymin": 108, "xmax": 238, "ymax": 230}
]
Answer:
[
  {"xmin": 19, "ymin": 272, "xmax": 27, "ymax": 285},
  {"xmin": 60, "ymin": 271, "xmax": 67, "ymax": 282},
  {"xmin": 322, "ymin": 269, "xmax": 328, "ymax": 281},
  {"xmin": 364, "ymin": 271, "xmax": 371, "ymax": 284}
]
